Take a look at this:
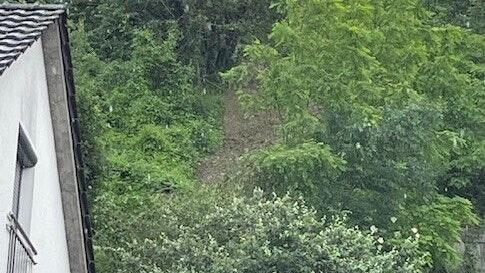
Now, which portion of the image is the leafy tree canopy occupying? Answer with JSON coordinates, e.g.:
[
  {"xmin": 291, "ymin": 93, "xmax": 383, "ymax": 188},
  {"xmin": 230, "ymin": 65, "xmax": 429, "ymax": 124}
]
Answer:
[{"xmin": 225, "ymin": 0, "xmax": 483, "ymax": 270}]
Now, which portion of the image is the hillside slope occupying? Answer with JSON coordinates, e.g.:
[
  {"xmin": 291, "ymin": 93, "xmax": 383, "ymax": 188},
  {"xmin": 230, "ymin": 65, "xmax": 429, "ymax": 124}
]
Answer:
[{"xmin": 197, "ymin": 89, "xmax": 280, "ymax": 183}]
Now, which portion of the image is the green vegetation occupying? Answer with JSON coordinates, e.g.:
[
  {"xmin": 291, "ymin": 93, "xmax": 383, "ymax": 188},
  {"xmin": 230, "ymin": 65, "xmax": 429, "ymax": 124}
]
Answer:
[
  {"xmin": 96, "ymin": 188, "xmax": 429, "ymax": 272},
  {"xmin": 73, "ymin": 25, "xmax": 224, "ymax": 189},
  {"xmin": 16, "ymin": 0, "xmax": 483, "ymax": 272},
  {"xmin": 224, "ymin": 0, "xmax": 483, "ymax": 270}
]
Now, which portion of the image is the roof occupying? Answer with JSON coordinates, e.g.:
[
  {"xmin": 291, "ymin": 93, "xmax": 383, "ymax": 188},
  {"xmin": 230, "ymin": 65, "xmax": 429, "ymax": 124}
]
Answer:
[{"xmin": 0, "ymin": 3, "xmax": 66, "ymax": 75}]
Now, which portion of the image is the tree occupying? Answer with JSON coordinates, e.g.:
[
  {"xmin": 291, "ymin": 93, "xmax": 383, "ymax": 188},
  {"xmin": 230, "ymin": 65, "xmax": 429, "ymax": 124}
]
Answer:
[
  {"xmin": 225, "ymin": 0, "xmax": 483, "ymax": 270},
  {"xmin": 423, "ymin": 0, "xmax": 484, "ymax": 33},
  {"xmin": 68, "ymin": 0, "xmax": 279, "ymax": 79}
]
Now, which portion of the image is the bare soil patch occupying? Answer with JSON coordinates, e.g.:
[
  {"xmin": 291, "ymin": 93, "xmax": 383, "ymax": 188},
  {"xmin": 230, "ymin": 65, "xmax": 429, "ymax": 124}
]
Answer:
[{"xmin": 197, "ymin": 89, "xmax": 280, "ymax": 183}]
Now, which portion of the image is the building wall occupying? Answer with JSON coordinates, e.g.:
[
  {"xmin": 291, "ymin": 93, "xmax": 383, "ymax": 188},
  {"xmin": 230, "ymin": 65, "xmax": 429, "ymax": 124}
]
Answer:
[{"xmin": 0, "ymin": 39, "xmax": 71, "ymax": 273}]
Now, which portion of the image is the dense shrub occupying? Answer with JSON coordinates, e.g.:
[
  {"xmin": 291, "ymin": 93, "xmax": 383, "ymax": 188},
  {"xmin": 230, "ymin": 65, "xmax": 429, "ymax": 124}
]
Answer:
[
  {"xmin": 70, "ymin": 22, "xmax": 224, "ymax": 272},
  {"xmin": 96, "ymin": 188, "xmax": 429, "ymax": 273},
  {"xmin": 72, "ymin": 23, "xmax": 223, "ymax": 190},
  {"xmin": 398, "ymin": 196, "xmax": 479, "ymax": 271},
  {"xmin": 237, "ymin": 142, "xmax": 346, "ymax": 215},
  {"xmin": 66, "ymin": 0, "xmax": 279, "ymax": 78}
]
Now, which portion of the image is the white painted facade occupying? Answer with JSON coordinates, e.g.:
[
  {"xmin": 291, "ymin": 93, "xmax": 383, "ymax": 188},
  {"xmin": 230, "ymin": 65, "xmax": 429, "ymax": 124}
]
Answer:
[{"xmin": 0, "ymin": 39, "xmax": 71, "ymax": 273}]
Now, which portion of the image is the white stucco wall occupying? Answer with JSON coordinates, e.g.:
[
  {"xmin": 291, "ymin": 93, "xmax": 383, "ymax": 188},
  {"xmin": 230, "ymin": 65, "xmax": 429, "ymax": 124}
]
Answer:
[{"xmin": 0, "ymin": 39, "xmax": 71, "ymax": 273}]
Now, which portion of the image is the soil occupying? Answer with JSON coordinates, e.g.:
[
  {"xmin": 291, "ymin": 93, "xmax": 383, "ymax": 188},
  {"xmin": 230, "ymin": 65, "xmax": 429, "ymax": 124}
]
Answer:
[{"xmin": 197, "ymin": 89, "xmax": 280, "ymax": 183}]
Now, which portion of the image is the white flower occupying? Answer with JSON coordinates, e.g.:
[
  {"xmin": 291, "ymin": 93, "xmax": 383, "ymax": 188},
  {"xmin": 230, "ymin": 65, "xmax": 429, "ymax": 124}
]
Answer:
[
  {"xmin": 411, "ymin": 227, "xmax": 418, "ymax": 234},
  {"xmin": 390, "ymin": 217, "xmax": 397, "ymax": 223},
  {"xmin": 370, "ymin": 225, "xmax": 378, "ymax": 234},
  {"xmin": 377, "ymin": 237, "xmax": 384, "ymax": 244}
]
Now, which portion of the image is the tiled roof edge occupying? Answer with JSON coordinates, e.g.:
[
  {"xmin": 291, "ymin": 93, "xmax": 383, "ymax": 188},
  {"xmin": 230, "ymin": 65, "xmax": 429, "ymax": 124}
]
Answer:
[{"xmin": 0, "ymin": 3, "xmax": 66, "ymax": 10}]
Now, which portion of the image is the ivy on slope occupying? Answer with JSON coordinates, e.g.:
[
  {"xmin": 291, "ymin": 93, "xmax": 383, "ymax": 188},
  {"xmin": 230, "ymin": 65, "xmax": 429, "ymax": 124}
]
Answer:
[{"xmin": 71, "ymin": 23, "xmax": 223, "ymax": 254}]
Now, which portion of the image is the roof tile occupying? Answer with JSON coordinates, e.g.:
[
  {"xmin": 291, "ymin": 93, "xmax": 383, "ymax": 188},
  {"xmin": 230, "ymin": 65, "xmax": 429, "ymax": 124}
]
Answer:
[{"xmin": 0, "ymin": 3, "xmax": 65, "ymax": 76}]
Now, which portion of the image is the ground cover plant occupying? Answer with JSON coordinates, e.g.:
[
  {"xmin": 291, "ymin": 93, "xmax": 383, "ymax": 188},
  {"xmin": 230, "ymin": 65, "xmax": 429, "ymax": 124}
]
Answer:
[{"xmin": 14, "ymin": 0, "xmax": 484, "ymax": 272}]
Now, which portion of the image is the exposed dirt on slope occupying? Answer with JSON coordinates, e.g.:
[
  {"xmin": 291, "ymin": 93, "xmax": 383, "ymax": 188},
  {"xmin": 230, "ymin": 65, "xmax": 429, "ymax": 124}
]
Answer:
[{"xmin": 197, "ymin": 89, "xmax": 280, "ymax": 183}]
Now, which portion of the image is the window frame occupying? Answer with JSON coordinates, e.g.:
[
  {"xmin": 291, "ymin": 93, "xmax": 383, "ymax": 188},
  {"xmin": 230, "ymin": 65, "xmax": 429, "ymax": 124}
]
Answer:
[
  {"xmin": 12, "ymin": 125, "xmax": 37, "ymax": 218},
  {"xmin": 6, "ymin": 125, "xmax": 39, "ymax": 273}
]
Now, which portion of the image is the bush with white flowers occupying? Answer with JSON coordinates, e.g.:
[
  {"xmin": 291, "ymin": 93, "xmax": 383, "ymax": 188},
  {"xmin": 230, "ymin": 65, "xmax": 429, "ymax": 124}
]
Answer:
[{"xmin": 97, "ymin": 188, "xmax": 429, "ymax": 273}]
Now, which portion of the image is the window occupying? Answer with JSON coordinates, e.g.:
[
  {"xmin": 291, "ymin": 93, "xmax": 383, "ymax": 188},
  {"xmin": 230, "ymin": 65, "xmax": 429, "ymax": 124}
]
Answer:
[
  {"xmin": 12, "ymin": 126, "xmax": 37, "ymax": 219},
  {"xmin": 6, "ymin": 125, "xmax": 38, "ymax": 273}
]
